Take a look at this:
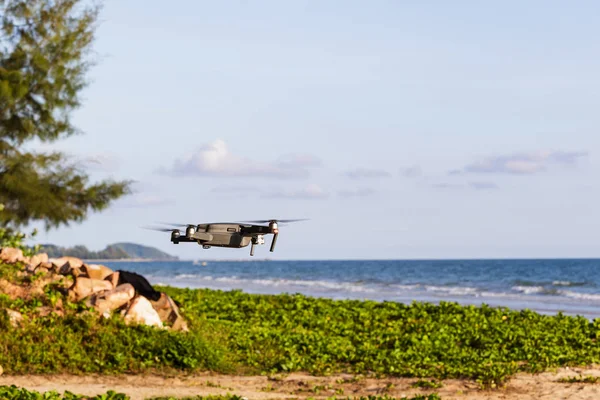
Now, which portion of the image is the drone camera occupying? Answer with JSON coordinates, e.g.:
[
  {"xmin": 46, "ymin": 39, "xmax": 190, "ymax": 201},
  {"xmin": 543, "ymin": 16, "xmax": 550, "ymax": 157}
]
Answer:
[
  {"xmin": 252, "ymin": 235, "xmax": 265, "ymax": 245},
  {"xmin": 249, "ymin": 234, "xmax": 265, "ymax": 256}
]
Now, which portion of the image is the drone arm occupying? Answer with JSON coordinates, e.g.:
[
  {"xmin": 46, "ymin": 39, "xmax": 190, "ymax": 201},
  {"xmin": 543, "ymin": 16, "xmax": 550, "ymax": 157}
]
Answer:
[{"xmin": 270, "ymin": 232, "xmax": 278, "ymax": 252}]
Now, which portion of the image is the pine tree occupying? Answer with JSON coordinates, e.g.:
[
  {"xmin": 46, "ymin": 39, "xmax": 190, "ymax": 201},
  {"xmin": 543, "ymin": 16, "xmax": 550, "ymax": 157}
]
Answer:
[{"xmin": 0, "ymin": 0, "xmax": 131, "ymax": 229}]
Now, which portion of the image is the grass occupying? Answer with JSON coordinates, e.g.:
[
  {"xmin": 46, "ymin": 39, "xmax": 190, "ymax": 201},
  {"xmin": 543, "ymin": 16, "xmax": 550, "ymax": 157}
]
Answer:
[
  {"xmin": 557, "ymin": 375, "xmax": 600, "ymax": 384},
  {"xmin": 0, "ymin": 385, "xmax": 128, "ymax": 399},
  {"xmin": 411, "ymin": 379, "xmax": 443, "ymax": 389},
  {"xmin": 0, "ymin": 386, "xmax": 441, "ymax": 400},
  {"xmin": 3, "ymin": 261, "xmax": 600, "ymax": 388}
]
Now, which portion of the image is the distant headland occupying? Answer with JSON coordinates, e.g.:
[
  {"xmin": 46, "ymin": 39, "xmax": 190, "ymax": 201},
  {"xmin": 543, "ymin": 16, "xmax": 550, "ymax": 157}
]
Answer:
[{"xmin": 39, "ymin": 242, "xmax": 179, "ymax": 261}]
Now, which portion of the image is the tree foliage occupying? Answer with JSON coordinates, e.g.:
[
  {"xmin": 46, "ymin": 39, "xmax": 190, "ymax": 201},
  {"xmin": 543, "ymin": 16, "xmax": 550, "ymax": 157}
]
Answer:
[{"xmin": 0, "ymin": 0, "xmax": 131, "ymax": 229}]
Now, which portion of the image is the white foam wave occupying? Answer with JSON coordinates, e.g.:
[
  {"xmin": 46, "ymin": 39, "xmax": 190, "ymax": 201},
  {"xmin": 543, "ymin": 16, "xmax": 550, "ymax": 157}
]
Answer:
[
  {"xmin": 513, "ymin": 285, "xmax": 546, "ymax": 295},
  {"xmin": 174, "ymin": 275, "xmax": 380, "ymax": 294},
  {"xmin": 553, "ymin": 281, "xmax": 572, "ymax": 286},
  {"xmin": 561, "ymin": 291, "xmax": 600, "ymax": 301},
  {"xmin": 391, "ymin": 284, "xmax": 422, "ymax": 291},
  {"xmin": 164, "ymin": 274, "xmax": 600, "ymax": 304},
  {"xmin": 175, "ymin": 273, "xmax": 199, "ymax": 279},
  {"xmin": 423, "ymin": 285, "xmax": 479, "ymax": 296}
]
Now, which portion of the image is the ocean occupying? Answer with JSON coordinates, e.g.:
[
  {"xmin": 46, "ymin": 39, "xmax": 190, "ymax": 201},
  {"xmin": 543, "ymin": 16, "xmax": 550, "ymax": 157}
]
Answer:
[{"xmin": 100, "ymin": 258, "xmax": 600, "ymax": 319}]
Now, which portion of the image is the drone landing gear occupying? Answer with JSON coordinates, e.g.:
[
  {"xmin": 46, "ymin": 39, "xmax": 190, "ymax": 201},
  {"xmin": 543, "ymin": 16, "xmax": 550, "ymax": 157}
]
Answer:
[{"xmin": 250, "ymin": 235, "xmax": 265, "ymax": 256}]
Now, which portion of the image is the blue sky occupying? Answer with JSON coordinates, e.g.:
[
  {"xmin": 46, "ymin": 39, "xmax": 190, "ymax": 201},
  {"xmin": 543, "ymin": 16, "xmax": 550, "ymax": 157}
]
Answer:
[{"xmin": 30, "ymin": 0, "xmax": 600, "ymax": 260}]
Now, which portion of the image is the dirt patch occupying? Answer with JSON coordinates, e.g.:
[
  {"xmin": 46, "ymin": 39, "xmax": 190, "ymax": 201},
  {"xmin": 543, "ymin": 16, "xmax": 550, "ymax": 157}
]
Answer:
[{"xmin": 3, "ymin": 367, "xmax": 600, "ymax": 400}]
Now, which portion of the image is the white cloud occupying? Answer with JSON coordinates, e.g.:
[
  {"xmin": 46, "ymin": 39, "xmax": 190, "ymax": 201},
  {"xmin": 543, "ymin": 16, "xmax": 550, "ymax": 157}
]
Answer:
[
  {"xmin": 210, "ymin": 185, "xmax": 262, "ymax": 194},
  {"xmin": 469, "ymin": 181, "xmax": 499, "ymax": 190},
  {"xmin": 430, "ymin": 183, "xmax": 463, "ymax": 190},
  {"xmin": 400, "ymin": 165, "xmax": 422, "ymax": 178},
  {"xmin": 343, "ymin": 168, "xmax": 391, "ymax": 179},
  {"xmin": 158, "ymin": 139, "xmax": 320, "ymax": 179},
  {"xmin": 338, "ymin": 188, "xmax": 375, "ymax": 197},
  {"xmin": 276, "ymin": 153, "xmax": 323, "ymax": 168},
  {"xmin": 210, "ymin": 185, "xmax": 262, "ymax": 199},
  {"xmin": 262, "ymin": 184, "xmax": 329, "ymax": 199},
  {"xmin": 456, "ymin": 150, "xmax": 588, "ymax": 175},
  {"xmin": 430, "ymin": 182, "xmax": 499, "ymax": 191}
]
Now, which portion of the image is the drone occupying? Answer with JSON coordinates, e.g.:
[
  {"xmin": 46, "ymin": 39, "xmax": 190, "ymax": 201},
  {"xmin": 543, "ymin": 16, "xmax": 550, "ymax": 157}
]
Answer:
[{"xmin": 143, "ymin": 219, "xmax": 307, "ymax": 256}]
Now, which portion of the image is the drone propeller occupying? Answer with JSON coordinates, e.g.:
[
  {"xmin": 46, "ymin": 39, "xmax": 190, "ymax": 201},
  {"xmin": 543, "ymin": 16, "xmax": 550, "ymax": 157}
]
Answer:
[
  {"xmin": 141, "ymin": 225, "xmax": 177, "ymax": 232},
  {"xmin": 239, "ymin": 218, "xmax": 309, "ymax": 225},
  {"xmin": 155, "ymin": 221, "xmax": 193, "ymax": 227}
]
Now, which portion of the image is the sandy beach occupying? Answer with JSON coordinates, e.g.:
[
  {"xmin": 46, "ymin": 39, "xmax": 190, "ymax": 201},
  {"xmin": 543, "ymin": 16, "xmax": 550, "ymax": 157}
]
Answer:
[{"xmin": 4, "ymin": 368, "xmax": 600, "ymax": 400}]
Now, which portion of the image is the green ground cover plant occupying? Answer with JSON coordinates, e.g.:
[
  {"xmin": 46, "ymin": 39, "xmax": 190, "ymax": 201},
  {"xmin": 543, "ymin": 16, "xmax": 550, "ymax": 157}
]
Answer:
[
  {"xmin": 159, "ymin": 286, "xmax": 600, "ymax": 387},
  {"xmin": 3, "ymin": 261, "xmax": 600, "ymax": 388},
  {"xmin": 146, "ymin": 397, "xmax": 245, "ymax": 400},
  {"xmin": 147, "ymin": 396, "xmax": 440, "ymax": 400},
  {"xmin": 0, "ymin": 385, "xmax": 127, "ymax": 399},
  {"xmin": 411, "ymin": 379, "xmax": 443, "ymax": 389},
  {"xmin": 0, "ymin": 387, "xmax": 440, "ymax": 400},
  {"xmin": 557, "ymin": 375, "xmax": 600, "ymax": 384}
]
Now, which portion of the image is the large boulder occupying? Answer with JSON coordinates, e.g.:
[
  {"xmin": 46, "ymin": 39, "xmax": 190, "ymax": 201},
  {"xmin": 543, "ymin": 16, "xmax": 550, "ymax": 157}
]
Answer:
[
  {"xmin": 52, "ymin": 256, "xmax": 84, "ymax": 275},
  {"xmin": 123, "ymin": 295, "xmax": 163, "ymax": 328},
  {"xmin": 82, "ymin": 264, "xmax": 113, "ymax": 280},
  {"xmin": 87, "ymin": 283, "xmax": 135, "ymax": 315},
  {"xmin": 36, "ymin": 261, "xmax": 55, "ymax": 273},
  {"xmin": 29, "ymin": 253, "xmax": 49, "ymax": 268},
  {"xmin": 68, "ymin": 276, "xmax": 113, "ymax": 301},
  {"xmin": 151, "ymin": 292, "xmax": 189, "ymax": 332},
  {"xmin": 0, "ymin": 247, "xmax": 26, "ymax": 264}
]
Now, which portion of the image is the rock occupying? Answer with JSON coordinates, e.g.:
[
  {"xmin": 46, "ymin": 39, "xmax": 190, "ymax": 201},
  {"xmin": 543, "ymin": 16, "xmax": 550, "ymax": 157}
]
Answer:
[
  {"xmin": 58, "ymin": 262, "xmax": 71, "ymax": 275},
  {"xmin": 36, "ymin": 261, "xmax": 54, "ymax": 272},
  {"xmin": 0, "ymin": 247, "xmax": 25, "ymax": 264},
  {"xmin": 29, "ymin": 253, "xmax": 49, "ymax": 268},
  {"xmin": 151, "ymin": 292, "xmax": 189, "ymax": 332},
  {"xmin": 82, "ymin": 264, "xmax": 114, "ymax": 281},
  {"xmin": 124, "ymin": 295, "xmax": 164, "ymax": 328},
  {"xmin": 57, "ymin": 262, "xmax": 84, "ymax": 278},
  {"xmin": 0, "ymin": 280, "xmax": 27, "ymax": 300},
  {"xmin": 6, "ymin": 309, "xmax": 23, "ymax": 327},
  {"xmin": 88, "ymin": 283, "xmax": 135, "ymax": 315},
  {"xmin": 68, "ymin": 276, "xmax": 113, "ymax": 301},
  {"xmin": 52, "ymin": 256, "xmax": 84, "ymax": 274},
  {"xmin": 25, "ymin": 264, "xmax": 37, "ymax": 274}
]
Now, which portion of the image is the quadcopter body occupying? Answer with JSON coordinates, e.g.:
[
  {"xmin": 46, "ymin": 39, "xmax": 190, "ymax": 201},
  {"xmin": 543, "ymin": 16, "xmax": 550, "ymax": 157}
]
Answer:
[{"xmin": 145, "ymin": 219, "xmax": 306, "ymax": 256}]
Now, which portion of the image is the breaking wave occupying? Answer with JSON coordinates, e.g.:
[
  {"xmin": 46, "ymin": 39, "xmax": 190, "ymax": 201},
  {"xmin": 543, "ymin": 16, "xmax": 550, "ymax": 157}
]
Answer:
[{"xmin": 154, "ymin": 273, "xmax": 600, "ymax": 305}]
